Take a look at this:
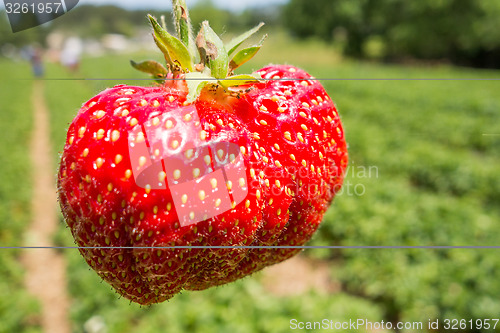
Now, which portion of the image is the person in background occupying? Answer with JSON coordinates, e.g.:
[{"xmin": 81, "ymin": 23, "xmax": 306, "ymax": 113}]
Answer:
[
  {"xmin": 30, "ymin": 45, "xmax": 44, "ymax": 78},
  {"xmin": 61, "ymin": 37, "xmax": 83, "ymax": 73}
]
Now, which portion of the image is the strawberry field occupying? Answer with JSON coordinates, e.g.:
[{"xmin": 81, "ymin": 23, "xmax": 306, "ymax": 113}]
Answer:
[
  {"xmin": 2, "ymin": 30, "xmax": 500, "ymax": 332},
  {"xmin": 0, "ymin": 61, "xmax": 40, "ymax": 333}
]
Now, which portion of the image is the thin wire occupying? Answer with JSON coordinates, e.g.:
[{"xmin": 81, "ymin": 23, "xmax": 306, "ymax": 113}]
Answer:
[
  {"xmin": 9, "ymin": 74, "xmax": 498, "ymax": 251},
  {"xmin": 0, "ymin": 245, "xmax": 500, "ymax": 249},
  {"xmin": 18, "ymin": 78, "xmax": 500, "ymax": 81}
]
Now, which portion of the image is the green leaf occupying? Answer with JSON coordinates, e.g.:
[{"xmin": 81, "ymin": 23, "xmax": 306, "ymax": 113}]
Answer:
[
  {"xmin": 229, "ymin": 35, "xmax": 267, "ymax": 71},
  {"xmin": 226, "ymin": 22, "xmax": 265, "ymax": 56},
  {"xmin": 196, "ymin": 21, "xmax": 229, "ymax": 79},
  {"xmin": 184, "ymin": 72, "xmax": 213, "ymax": 103},
  {"xmin": 148, "ymin": 14, "xmax": 193, "ymax": 72},
  {"xmin": 218, "ymin": 74, "xmax": 262, "ymax": 90},
  {"xmin": 130, "ymin": 60, "xmax": 168, "ymax": 77}
]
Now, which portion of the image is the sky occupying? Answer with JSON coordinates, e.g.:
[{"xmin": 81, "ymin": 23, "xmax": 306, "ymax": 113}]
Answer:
[
  {"xmin": 82, "ymin": 0, "xmax": 288, "ymax": 12},
  {"xmin": 0, "ymin": 0, "xmax": 289, "ymax": 12}
]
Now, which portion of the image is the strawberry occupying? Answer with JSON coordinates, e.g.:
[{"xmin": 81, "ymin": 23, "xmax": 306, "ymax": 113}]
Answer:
[{"xmin": 57, "ymin": 0, "xmax": 348, "ymax": 305}]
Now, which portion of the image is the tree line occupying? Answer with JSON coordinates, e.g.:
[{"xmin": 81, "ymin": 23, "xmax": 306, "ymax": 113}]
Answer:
[
  {"xmin": 2, "ymin": 0, "xmax": 500, "ymax": 68},
  {"xmin": 284, "ymin": 0, "xmax": 500, "ymax": 68}
]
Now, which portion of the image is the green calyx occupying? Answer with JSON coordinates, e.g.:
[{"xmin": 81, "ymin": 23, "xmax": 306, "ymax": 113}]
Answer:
[{"xmin": 131, "ymin": 0, "xmax": 266, "ymax": 103}]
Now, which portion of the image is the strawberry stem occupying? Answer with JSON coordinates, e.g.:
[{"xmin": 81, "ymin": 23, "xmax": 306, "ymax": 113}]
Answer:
[
  {"xmin": 172, "ymin": 0, "xmax": 198, "ymax": 63},
  {"xmin": 131, "ymin": 0, "xmax": 267, "ymax": 99}
]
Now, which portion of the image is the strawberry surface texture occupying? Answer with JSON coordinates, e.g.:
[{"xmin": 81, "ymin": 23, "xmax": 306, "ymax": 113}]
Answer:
[
  {"xmin": 58, "ymin": 65, "xmax": 347, "ymax": 304},
  {"xmin": 57, "ymin": 2, "xmax": 347, "ymax": 305}
]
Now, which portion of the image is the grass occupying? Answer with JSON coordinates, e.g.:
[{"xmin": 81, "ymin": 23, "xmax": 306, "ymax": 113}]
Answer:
[
  {"xmin": 271, "ymin": 41, "xmax": 500, "ymax": 324},
  {"xmin": 0, "ymin": 61, "xmax": 41, "ymax": 333},
  {"xmin": 40, "ymin": 31, "xmax": 500, "ymax": 332}
]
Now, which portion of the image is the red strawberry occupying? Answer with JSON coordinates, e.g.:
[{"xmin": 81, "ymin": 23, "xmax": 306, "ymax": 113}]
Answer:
[{"xmin": 57, "ymin": 2, "xmax": 347, "ymax": 305}]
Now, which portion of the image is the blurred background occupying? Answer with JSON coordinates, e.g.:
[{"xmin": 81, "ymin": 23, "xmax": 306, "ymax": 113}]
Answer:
[{"xmin": 1, "ymin": 0, "xmax": 500, "ymax": 332}]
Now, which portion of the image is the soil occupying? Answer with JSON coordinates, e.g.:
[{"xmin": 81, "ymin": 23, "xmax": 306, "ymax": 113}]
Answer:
[
  {"xmin": 260, "ymin": 254, "xmax": 340, "ymax": 296},
  {"xmin": 22, "ymin": 80, "xmax": 71, "ymax": 333}
]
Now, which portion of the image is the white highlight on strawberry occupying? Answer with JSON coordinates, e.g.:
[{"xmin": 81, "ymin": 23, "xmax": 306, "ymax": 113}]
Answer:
[{"xmin": 126, "ymin": 105, "xmax": 249, "ymax": 227}]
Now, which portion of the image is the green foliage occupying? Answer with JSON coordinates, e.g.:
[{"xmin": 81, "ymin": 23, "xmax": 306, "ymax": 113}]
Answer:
[
  {"xmin": 241, "ymin": 33, "xmax": 500, "ymax": 328},
  {"xmin": 190, "ymin": 0, "xmax": 281, "ymax": 35},
  {"xmin": 303, "ymin": 62, "xmax": 500, "ymax": 326},
  {"xmin": 60, "ymin": 233, "xmax": 382, "ymax": 333},
  {"xmin": 0, "ymin": 61, "xmax": 41, "ymax": 333},
  {"xmin": 42, "ymin": 37, "xmax": 500, "ymax": 331},
  {"xmin": 189, "ymin": 0, "xmax": 230, "ymax": 34},
  {"xmin": 284, "ymin": 0, "xmax": 500, "ymax": 68},
  {"xmin": 283, "ymin": 0, "xmax": 337, "ymax": 41}
]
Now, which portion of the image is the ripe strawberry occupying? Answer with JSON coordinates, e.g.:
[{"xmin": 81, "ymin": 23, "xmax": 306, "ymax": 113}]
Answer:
[{"xmin": 57, "ymin": 1, "xmax": 348, "ymax": 305}]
